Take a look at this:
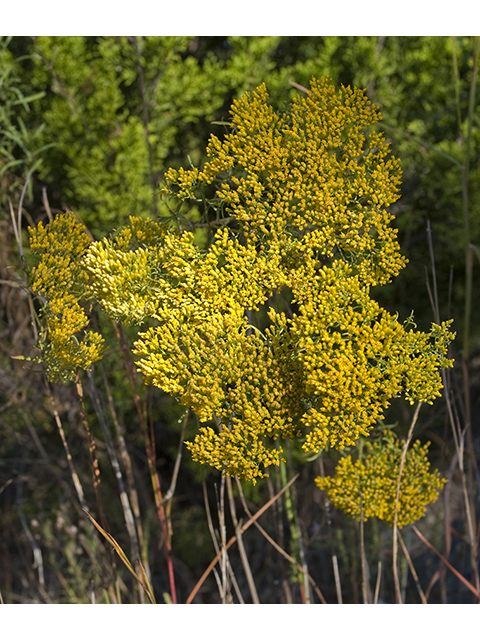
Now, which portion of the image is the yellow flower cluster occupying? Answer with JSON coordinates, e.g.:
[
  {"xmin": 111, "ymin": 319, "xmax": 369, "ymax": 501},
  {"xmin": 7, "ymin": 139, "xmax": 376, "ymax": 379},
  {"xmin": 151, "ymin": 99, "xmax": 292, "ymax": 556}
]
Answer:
[
  {"xmin": 164, "ymin": 77, "xmax": 406, "ymax": 287},
  {"xmin": 315, "ymin": 433, "xmax": 447, "ymax": 527},
  {"xmin": 271, "ymin": 263, "xmax": 454, "ymax": 453},
  {"xmin": 29, "ymin": 213, "xmax": 106, "ymax": 382},
  {"xmin": 28, "ymin": 77, "xmax": 454, "ymax": 482}
]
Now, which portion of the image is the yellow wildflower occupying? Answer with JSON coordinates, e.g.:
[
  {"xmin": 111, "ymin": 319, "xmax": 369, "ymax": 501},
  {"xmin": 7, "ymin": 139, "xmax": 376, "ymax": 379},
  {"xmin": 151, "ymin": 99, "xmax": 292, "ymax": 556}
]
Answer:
[
  {"xmin": 28, "ymin": 78, "xmax": 454, "ymax": 481},
  {"xmin": 316, "ymin": 433, "xmax": 447, "ymax": 527},
  {"xmin": 28, "ymin": 212, "xmax": 105, "ymax": 382}
]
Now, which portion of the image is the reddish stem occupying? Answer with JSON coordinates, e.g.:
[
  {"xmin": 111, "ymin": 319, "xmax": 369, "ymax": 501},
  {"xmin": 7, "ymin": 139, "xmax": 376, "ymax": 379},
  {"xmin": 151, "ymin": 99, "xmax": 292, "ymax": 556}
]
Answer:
[
  {"xmin": 147, "ymin": 435, "xmax": 177, "ymax": 604},
  {"xmin": 115, "ymin": 321, "xmax": 177, "ymax": 603}
]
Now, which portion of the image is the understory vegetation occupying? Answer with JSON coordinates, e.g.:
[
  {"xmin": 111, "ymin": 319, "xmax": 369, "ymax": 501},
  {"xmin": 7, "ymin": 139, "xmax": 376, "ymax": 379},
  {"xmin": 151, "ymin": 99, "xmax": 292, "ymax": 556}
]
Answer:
[{"xmin": 1, "ymin": 36, "xmax": 479, "ymax": 604}]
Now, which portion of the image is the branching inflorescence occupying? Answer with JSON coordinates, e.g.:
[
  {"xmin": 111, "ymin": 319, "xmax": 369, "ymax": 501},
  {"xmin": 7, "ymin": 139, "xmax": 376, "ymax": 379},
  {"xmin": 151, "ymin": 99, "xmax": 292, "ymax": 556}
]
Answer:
[
  {"xmin": 316, "ymin": 433, "xmax": 447, "ymax": 528},
  {"xmin": 29, "ymin": 78, "xmax": 454, "ymax": 501}
]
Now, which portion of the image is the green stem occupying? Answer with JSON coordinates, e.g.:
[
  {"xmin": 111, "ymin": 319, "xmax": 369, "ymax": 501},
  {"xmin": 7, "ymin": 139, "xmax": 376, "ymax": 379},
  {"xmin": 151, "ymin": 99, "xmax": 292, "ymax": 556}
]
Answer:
[{"xmin": 280, "ymin": 457, "xmax": 307, "ymax": 603}]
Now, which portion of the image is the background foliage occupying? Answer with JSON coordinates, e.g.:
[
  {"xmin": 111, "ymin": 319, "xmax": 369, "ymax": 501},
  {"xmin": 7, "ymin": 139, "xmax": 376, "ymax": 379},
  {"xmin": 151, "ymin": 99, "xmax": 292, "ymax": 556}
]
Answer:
[{"xmin": 1, "ymin": 35, "xmax": 479, "ymax": 604}]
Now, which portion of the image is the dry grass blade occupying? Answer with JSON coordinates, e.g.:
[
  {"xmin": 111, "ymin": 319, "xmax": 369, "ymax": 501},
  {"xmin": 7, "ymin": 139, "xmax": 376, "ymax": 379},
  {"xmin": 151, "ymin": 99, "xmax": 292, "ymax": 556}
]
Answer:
[
  {"xmin": 412, "ymin": 525, "xmax": 480, "ymax": 599},
  {"xmin": 136, "ymin": 560, "xmax": 156, "ymax": 605},
  {"xmin": 83, "ymin": 510, "xmax": 156, "ymax": 604}
]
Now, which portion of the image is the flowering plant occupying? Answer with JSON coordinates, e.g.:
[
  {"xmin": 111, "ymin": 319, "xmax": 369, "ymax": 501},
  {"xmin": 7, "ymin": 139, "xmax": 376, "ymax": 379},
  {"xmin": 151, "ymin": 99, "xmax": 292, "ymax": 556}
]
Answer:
[
  {"xmin": 316, "ymin": 432, "xmax": 447, "ymax": 528},
  {"xmin": 29, "ymin": 78, "xmax": 453, "ymax": 493}
]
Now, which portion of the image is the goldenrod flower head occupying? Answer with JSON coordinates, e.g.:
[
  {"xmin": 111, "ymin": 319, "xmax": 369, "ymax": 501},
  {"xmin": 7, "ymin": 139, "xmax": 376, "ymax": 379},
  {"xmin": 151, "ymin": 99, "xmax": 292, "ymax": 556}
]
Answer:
[
  {"xmin": 164, "ymin": 76, "xmax": 406, "ymax": 286},
  {"xmin": 28, "ymin": 78, "xmax": 454, "ymax": 481},
  {"xmin": 315, "ymin": 433, "xmax": 447, "ymax": 527},
  {"xmin": 28, "ymin": 212, "xmax": 106, "ymax": 382}
]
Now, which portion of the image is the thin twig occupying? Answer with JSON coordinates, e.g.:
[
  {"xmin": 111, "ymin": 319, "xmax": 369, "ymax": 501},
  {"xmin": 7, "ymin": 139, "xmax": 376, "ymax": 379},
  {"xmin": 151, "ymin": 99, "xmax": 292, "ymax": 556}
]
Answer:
[
  {"xmin": 42, "ymin": 187, "xmax": 53, "ymax": 222},
  {"xmin": 413, "ymin": 525, "xmax": 480, "ymax": 599},
  {"xmin": 373, "ymin": 561, "xmax": 382, "ymax": 604},
  {"xmin": 100, "ymin": 365, "xmax": 148, "ymax": 580},
  {"xmin": 217, "ymin": 477, "xmax": 229, "ymax": 603},
  {"xmin": 332, "ymin": 555, "xmax": 343, "ymax": 604},
  {"xmin": 45, "ymin": 380, "xmax": 88, "ymax": 511},
  {"xmin": 280, "ymin": 457, "xmax": 305, "ymax": 602},
  {"xmin": 162, "ymin": 410, "xmax": 188, "ymax": 503},
  {"xmin": 202, "ymin": 482, "xmax": 224, "ymax": 601},
  {"xmin": 18, "ymin": 509, "xmax": 45, "ymax": 588},
  {"xmin": 16, "ymin": 168, "xmax": 34, "ymax": 263},
  {"xmin": 359, "ymin": 500, "xmax": 371, "ymax": 604},
  {"xmin": 397, "ymin": 528, "xmax": 427, "ymax": 604},
  {"xmin": 427, "ymin": 212, "xmax": 480, "ymax": 599},
  {"xmin": 226, "ymin": 476, "xmax": 259, "ymax": 603},
  {"xmin": 186, "ymin": 473, "xmax": 300, "ymax": 604},
  {"xmin": 85, "ymin": 371, "xmax": 140, "ymax": 564},
  {"xmin": 113, "ymin": 321, "xmax": 177, "ymax": 603},
  {"xmin": 456, "ymin": 36, "xmax": 480, "ymax": 598},
  {"xmin": 203, "ymin": 482, "xmax": 244, "ymax": 604},
  {"xmin": 289, "ymin": 80, "xmax": 311, "ymax": 94},
  {"xmin": 235, "ymin": 477, "xmax": 327, "ymax": 604},
  {"xmin": 393, "ymin": 401, "xmax": 422, "ymax": 604},
  {"xmin": 145, "ymin": 425, "xmax": 177, "ymax": 604}
]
